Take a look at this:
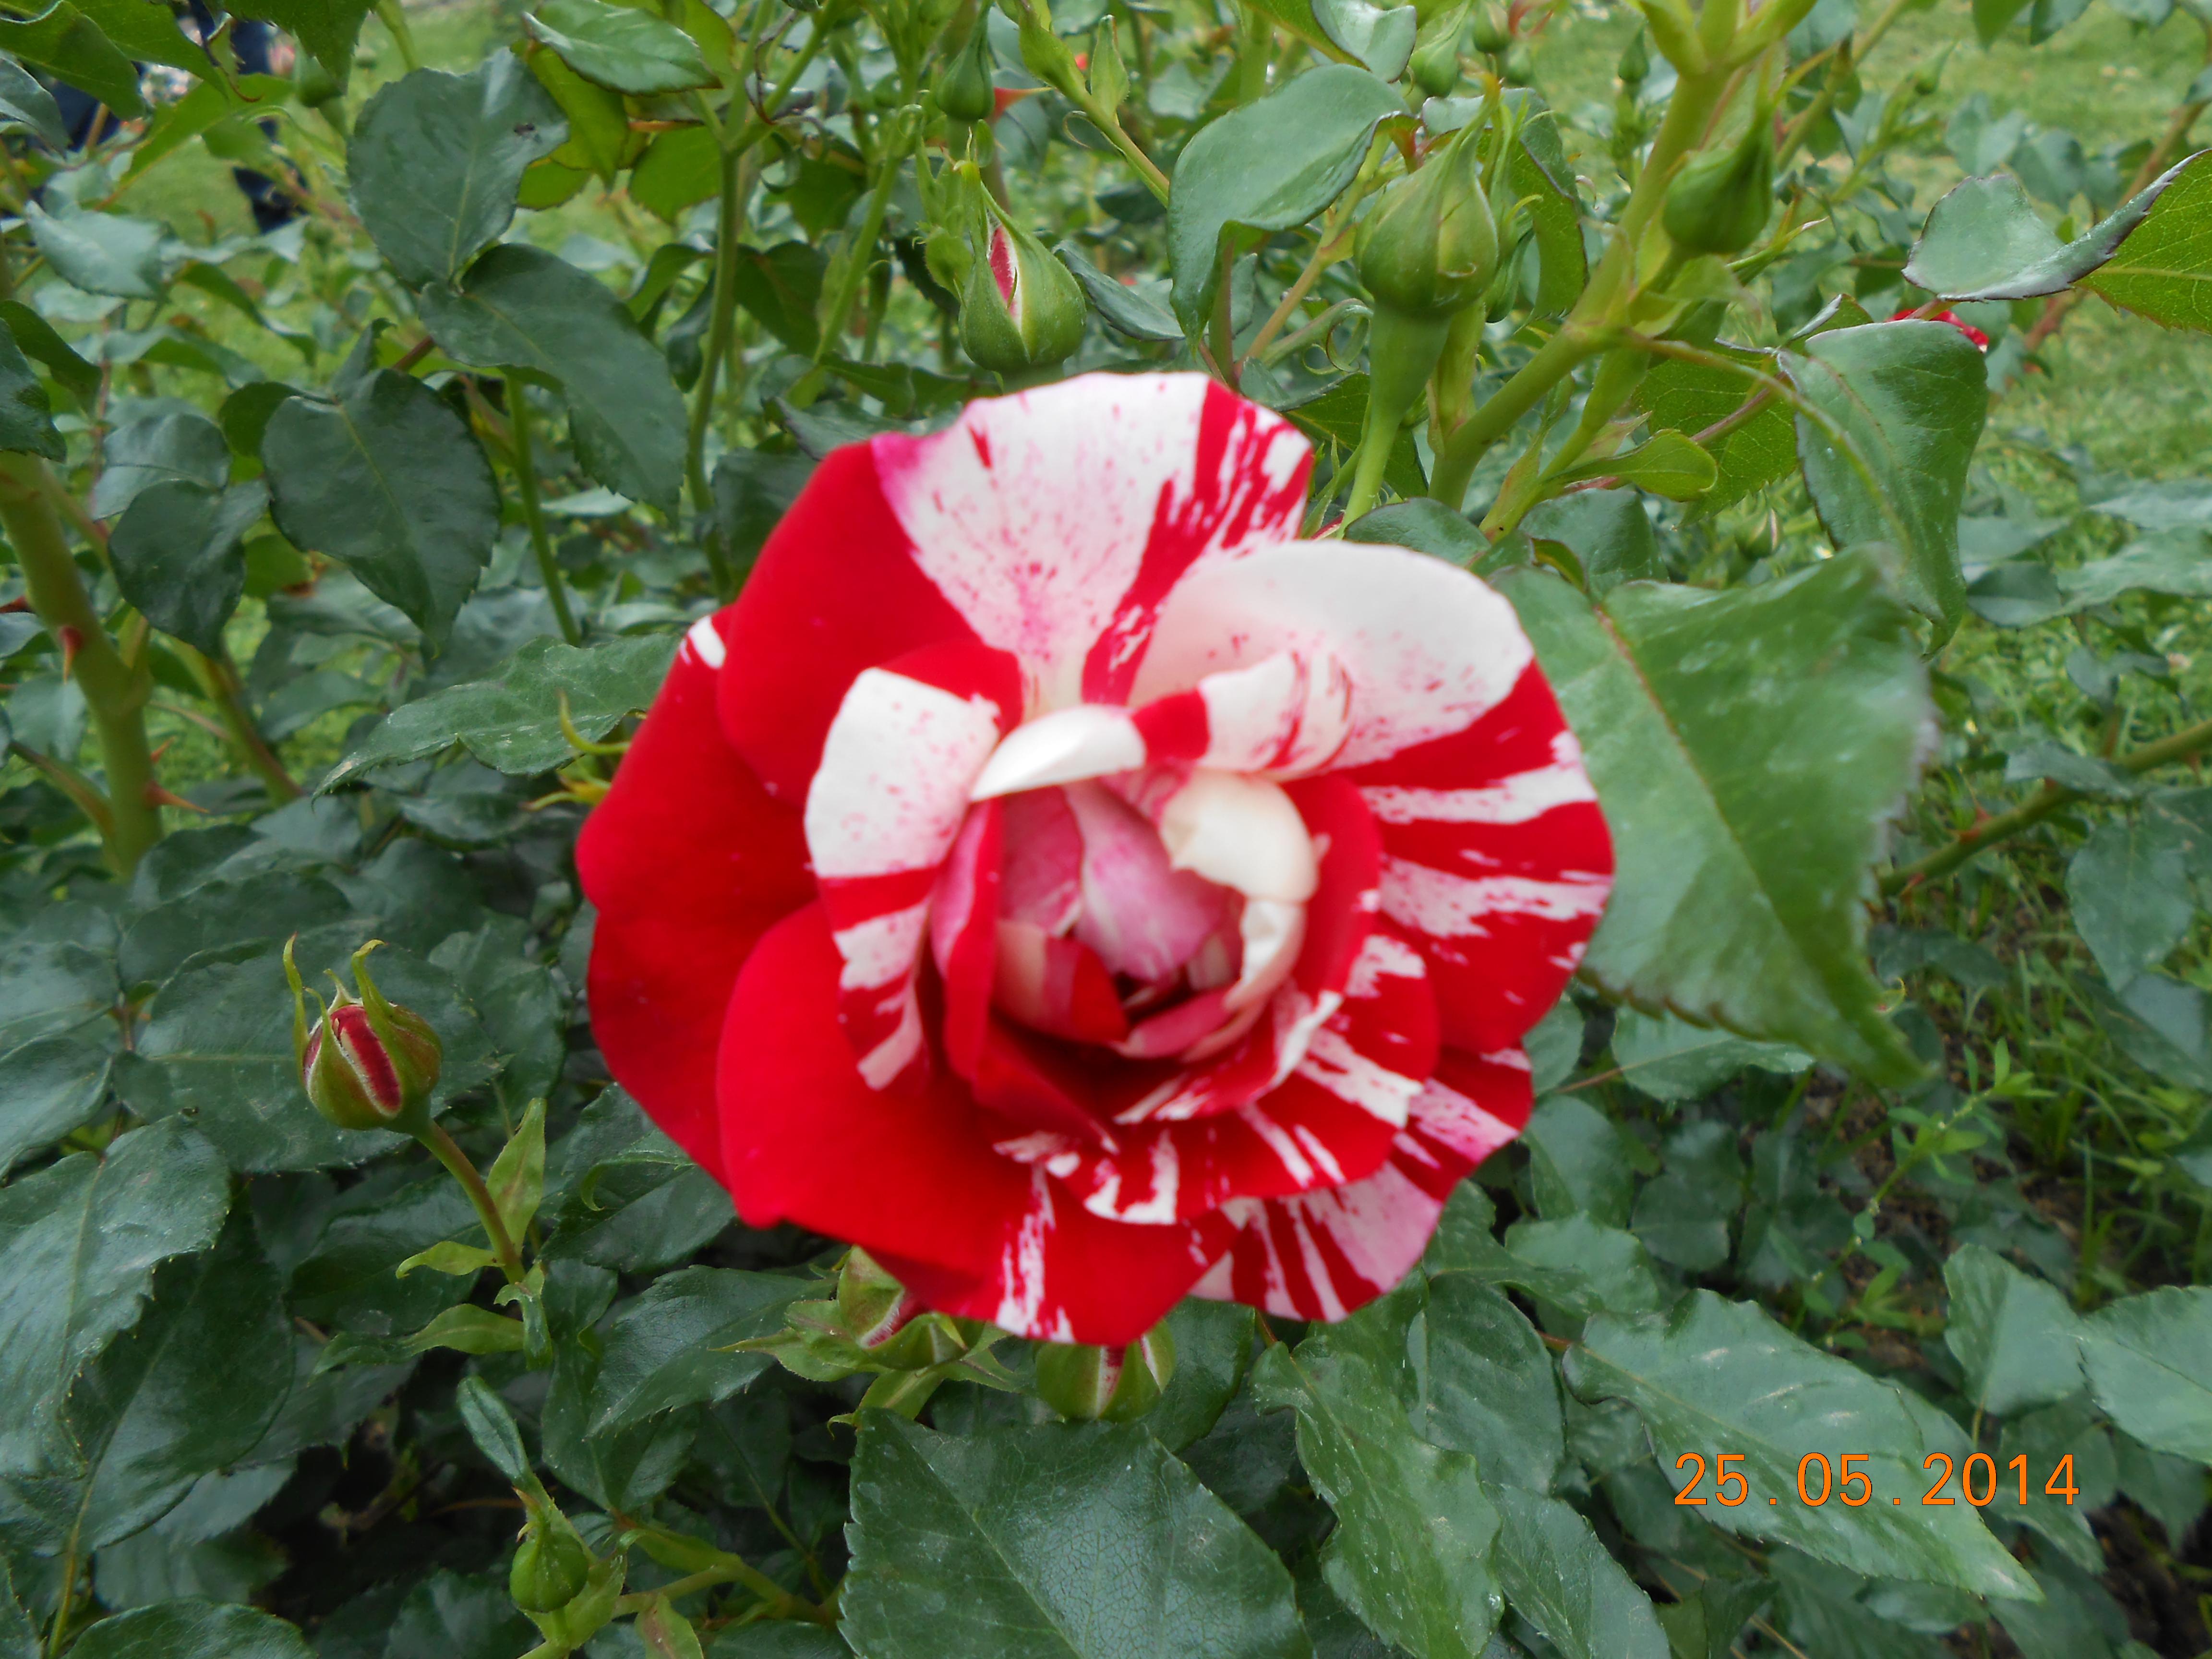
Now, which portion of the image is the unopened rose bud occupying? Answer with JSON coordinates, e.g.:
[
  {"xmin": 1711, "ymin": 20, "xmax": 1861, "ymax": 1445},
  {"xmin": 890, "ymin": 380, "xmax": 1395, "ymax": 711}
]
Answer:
[
  {"xmin": 1617, "ymin": 27, "xmax": 1649, "ymax": 85},
  {"xmin": 1357, "ymin": 122, "xmax": 1499, "ymax": 324},
  {"xmin": 1663, "ymin": 108, "xmax": 1776, "ymax": 257},
  {"xmin": 960, "ymin": 209, "xmax": 1087, "ymax": 373},
  {"xmin": 836, "ymin": 1248, "xmax": 971, "ymax": 1370},
  {"xmin": 287, "ymin": 937, "xmax": 442, "ymax": 1135},
  {"xmin": 1408, "ymin": 3, "xmax": 1467, "ymax": 97},
  {"xmin": 938, "ymin": 17, "xmax": 997, "ymax": 123},
  {"xmin": 1469, "ymin": 0, "xmax": 1512, "ymax": 53},
  {"xmin": 1034, "ymin": 1325, "xmax": 1176, "ymax": 1423},
  {"xmin": 510, "ymin": 1526, "xmax": 593, "ymax": 1613}
]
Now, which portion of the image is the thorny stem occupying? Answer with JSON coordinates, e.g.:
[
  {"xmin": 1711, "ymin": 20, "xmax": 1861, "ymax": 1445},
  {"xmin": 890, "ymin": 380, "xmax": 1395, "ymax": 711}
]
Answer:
[
  {"xmin": 419, "ymin": 1122, "xmax": 527, "ymax": 1283},
  {"xmin": 816, "ymin": 112, "xmax": 913, "ymax": 361},
  {"xmin": 506, "ymin": 375, "xmax": 583, "ymax": 646},
  {"xmin": 0, "ymin": 454, "xmax": 161, "ymax": 872},
  {"xmin": 1884, "ymin": 714, "xmax": 2212, "ymax": 892}
]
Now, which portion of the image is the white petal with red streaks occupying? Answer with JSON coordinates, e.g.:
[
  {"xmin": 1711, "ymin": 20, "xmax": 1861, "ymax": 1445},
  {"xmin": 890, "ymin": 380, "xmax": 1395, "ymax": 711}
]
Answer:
[
  {"xmin": 873, "ymin": 375, "xmax": 1308, "ymax": 711},
  {"xmin": 1157, "ymin": 770, "xmax": 1317, "ymax": 902},
  {"xmin": 805, "ymin": 667, "xmax": 1007, "ymax": 878},
  {"xmin": 1133, "ymin": 541, "xmax": 1533, "ymax": 772},
  {"xmin": 1379, "ymin": 859, "xmax": 1613, "ymax": 939}
]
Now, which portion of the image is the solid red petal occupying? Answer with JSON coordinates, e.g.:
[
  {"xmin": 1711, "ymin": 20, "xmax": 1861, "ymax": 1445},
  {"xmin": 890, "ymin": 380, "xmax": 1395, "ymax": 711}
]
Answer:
[
  {"xmin": 718, "ymin": 904, "xmax": 1043, "ymax": 1282},
  {"xmin": 717, "ymin": 444, "xmax": 981, "ymax": 806},
  {"xmin": 581, "ymin": 618, "xmax": 811, "ymax": 1178},
  {"xmin": 1193, "ymin": 1044, "xmax": 1532, "ymax": 1322},
  {"xmin": 930, "ymin": 802, "xmax": 1002, "ymax": 1080},
  {"xmin": 1343, "ymin": 663, "xmax": 1613, "ymax": 1054}
]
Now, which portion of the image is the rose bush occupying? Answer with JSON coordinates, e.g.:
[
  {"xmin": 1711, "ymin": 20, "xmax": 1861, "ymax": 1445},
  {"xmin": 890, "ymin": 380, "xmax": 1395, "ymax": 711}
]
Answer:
[{"xmin": 582, "ymin": 372, "xmax": 1611, "ymax": 1341}]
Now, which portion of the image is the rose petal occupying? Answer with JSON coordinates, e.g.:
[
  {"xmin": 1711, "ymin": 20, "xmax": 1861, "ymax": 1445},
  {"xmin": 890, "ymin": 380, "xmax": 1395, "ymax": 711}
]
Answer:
[
  {"xmin": 1192, "ymin": 1045, "xmax": 1533, "ymax": 1321},
  {"xmin": 580, "ymin": 612, "xmax": 810, "ymax": 1177},
  {"xmin": 1344, "ymin": 663, "xmax": 1613, "ymax": 1053},
  {"xmin": 1063, "ymin": 781, "xmax": 1235, "ymax": 983},
  {"xmin": 806, "ymin": 643, "xmax": 1023, "ymax": 1088},
  {"xmin": 873, "ymin": 373, "xmax": 1311, "ymax": 710},
  {"xmin": 1132, "ymin": 540, "xmax": 1534, "ymax": 773}
]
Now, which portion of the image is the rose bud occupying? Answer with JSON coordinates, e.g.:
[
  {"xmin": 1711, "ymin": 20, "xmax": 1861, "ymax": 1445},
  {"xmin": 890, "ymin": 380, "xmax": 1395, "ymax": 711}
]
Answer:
[
  {"xmin": 1357, "ymin": 121, "xmax": 1498, "ymax": 325},
  {"xmin": 836, "ymin": 1247, "xmax": 972, "ymax": 1369},
  {"xmin": 286, "ymin": 937, "xmax": 442, "ymax": 1135},
  {"xmin": 960, "ymin": 207, "xmax": 1087, "ymax": 374},
  {"xmin": 1469, "ymin": 0, "xmax": 1512, "ymax": 54},
  {"xmin": 1408, "ymin": 3, "xmax": 1468, "ymax": 97},
  {"xmin": 1034, "ymin": 1326, "xmax": 1177, "ymax": 1423},
  {"xmin": 509, "ymin": 1526, "xmax": 593, "ymax": 1614},
  {"xmin": 1663, "ymin": 107, "xmax": 1777, "ymax": 258},
  {"xmin": 938, "ymin": 17, "xmax": 997, "ymax": 125}
]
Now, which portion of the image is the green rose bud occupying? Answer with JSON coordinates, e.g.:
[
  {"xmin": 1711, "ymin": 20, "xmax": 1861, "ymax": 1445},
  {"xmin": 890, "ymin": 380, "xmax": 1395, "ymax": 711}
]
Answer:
[
  {"xmin": 938, "ymin": 17, "xmax": 997, "ymax": 124},
  {"xmin": 1617, "ymin": 27, "xmax": 1649, "ymax": 85},
  {"xmin": 287, "ymin": 938, "xmax": 442, "ymax": 1135},
  {"xmin": 960, "ymin": 206, "xmax": 1087, "ymax": 373},
  {"xmin": 1408, "ymin": 3, "xmax": 1467, "ymax": 97},
  {"xmin": 1034, "ymin": 1326, "xmax": 1176, "ymax": 1423},
  {"xmin": 836, "ymin": 1249, "xmax": 970, "ymax": 1370},
  {"xmin": 1356, "ymin": 123, "xmax": 1499, "ymax": 324},
  {"xmin": 1662, "ymin": 109, "xmax": 1776, "ymax": 258},
  {"xmin": 509, "ymin": 1527, "xmax": 593, "ymax": 1614},
  {"xmin": 1469, "ymin": 0, "xmax": 1512, "ymax": 53}
]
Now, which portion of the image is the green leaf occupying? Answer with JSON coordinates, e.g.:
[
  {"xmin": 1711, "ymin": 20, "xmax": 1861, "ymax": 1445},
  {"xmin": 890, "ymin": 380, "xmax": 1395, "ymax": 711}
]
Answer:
[
  {"xmin": 1521, "ymin": 490, "xmax": 1664, "ymax": 598},
  {"xmin": 1311, "ymin": 0, "xmax": 1415, "ymax": 79},
  {"xmin": 1489, "ymin": 1486, "xmax": 1669, "ymax": 1659},
  {"xmin": 1147, "ymin": 1299, "xmax": 1257, "ymax": 1453},
  {"xmin": 631, "ymin": 124, "xmax": 719, "ymax": 220},
  {"xmin": 262, "ymin": 368, "xmax": 501, "ymax": 648},
  {"xmin": 844, "ymin": 1414, "xmax": 1308, "ymax": 1659},
  {"xmin": 1524, "ymin": 1095, "xmax": 1637, "ymax": 1226},
  {"xmin": 91, "ymin": 411, "xmax": 229, "ymax": 519},
  {"xmin": 486, "ymin": 1096, "xmax": 548, "ymax": 1245},
  {"xmin": 133, "ymin": 934, "xmax": 496, "ymax": 1172},
  {"xmin": 0, "ymin": 1031, "xmax": 114, "ymax": 1178},
  {"xmin": 1563, "ymin": 1292, "xmax": 2038, "ymax": 1597},
  {"xmin": 0, "ymin": 1559, "xmax": 33, "ymax": 1659},
  {"xmin": 1905, "ymin": 168, "xmax": 2179, "ymax": 301},
  {"xmin": 1555, "ymin": 431, "xmax": 1717, "ymax": 501},
  {"xmin": 421, "ymin": 243, "xmax": 688, "ymax": 510},
  {"xmin": 71, "ymin": 0, "xmax": 204, "ymax": 73},
  {"xmin": 712, "ymin": 447, "xmax": 814, "ymax": 573},
  {"xmin": 0, "ymin": 1212, "xmax": 291, "ymax": 1555},
  {"xmin": 108, "ymin": 481, "xmax": 264, "ymax": 656},
  {"xmin": 0, "ymin": 313, "xmax": 60, "ymax": 460},
  {"xmin": 1413, "ymin": 1275, "xmax": 1564, "ymax": 1492},
  {"xmin": 1653, "ymin": 1575, "xmax": 1773, "ymax": 1659},
  {"xmin": 2, "ymin": 301, "xmax": 99, "ymax": 400},
  {"xmin": 1609, "ymin": 1009, "xmax": 1812, "ymax": 1102},
  {"xmin": 528, "ymin": 42, "xmax": 631, "ymax": 179},
  {"xmin": 2078, "ymin": 1286, "xmax": 2212, "ymax": 1463},
  {"xmin": 1634, "ymin": 347, "xmax": 1795, "ymax": 517},
  {"xmin": 1491, "ymin": 554, "xmax": 1928, "ymax": 1082},
  {"xmin": 67, "ymin": 1602, "xmax": 311, "ymax": 1659},
  {"xmin": 395, "ymin": 1240, "xmax": 499, "ymax": 1278},
  {"xmin": 224, "ymin": 0, "xmax": 373, "ymax": 85},
  {"xmin": 0, "ymin": 3, "xmax": 143, "ymax": 117},
  {"xmin": 456, "ymin": 1375, "xmax": 530, "ymax": 1483},
  {"xmin": 0, "ymin": 1121, "xmax": 230, "ymax": 1479},
  {"xmin": 2079, "ymin": 150, "xmax": 2212, "ymax": 330},
  {"xmin": 26, "ymin": 203, "xmax": 170, "ymax": 300},
  {"xmin": 1999, "ymin": 1400, "xmax": 2114, "ymax": 1571},
  {"xmin": 1054, "ymin": 240, "xmax": 1183, "ymax": 340},
  {"xmin": 0, "ymin": 51, "xmax": 64, "ymax": 149},
  {"xmin": 326, "ymin": 633, "xmax": 677, "ymax": 785},
  {"xmin": 320, "ymin": 1304, "xmax": 529, "ymax": 1369},
  {"xmin": 729, "ymin": 241, "xmax": 825, "ymax": 356},
  {"xmin": 539, "ymin": 1087, "xmax": 735, "ymax": 1273},
  {"xmin": 1781, "ymin": 321, "xmax": 1988, "ymax": 638},
  {"xmin": 1941, "ymin": 1243, "xmax": 2086, "ymax": 1415},
  {"xmin": 2068, "ymin": 813, "xmax": 2195, "ymax": 988},
  {"xmin": 289, "ymin": 1173, "xmax": 478, "ymax": 1334},
  {"xmin": 591, "ymin": 1267, "xmax": 808, "ymax": 1435},
  {"xmin": 524, "ymin": 0, "xmax": 718, "ymax": 94},
  {"xmin": 1252, "ymin": 1321, "xmax": 1502, "ymax": 1659},
  {"xmin": 1504, "ymin": 1215, "xmax": 1670, "ymax": 1320},
  {"xmin": 1345, "ymin": 497, "xmax": 1488, "ymax": 565},
  {"xmin": 348, "ymin": 57, "xmax": 567, "ymax": 288},
  {"xmin": 1282, "ymin": 374, "xmax": 1426, "ymax": 501},
  {"xmin": 1168, "ymin": 64, "xmax": 1405, "ymax": 331}
]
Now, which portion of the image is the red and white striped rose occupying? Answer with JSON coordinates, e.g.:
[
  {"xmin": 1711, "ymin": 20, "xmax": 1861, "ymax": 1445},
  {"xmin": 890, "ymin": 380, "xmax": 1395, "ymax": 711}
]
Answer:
[{"xmin": 578, "ymin": 373, "xmax": 1613, "ymax": 1345}]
